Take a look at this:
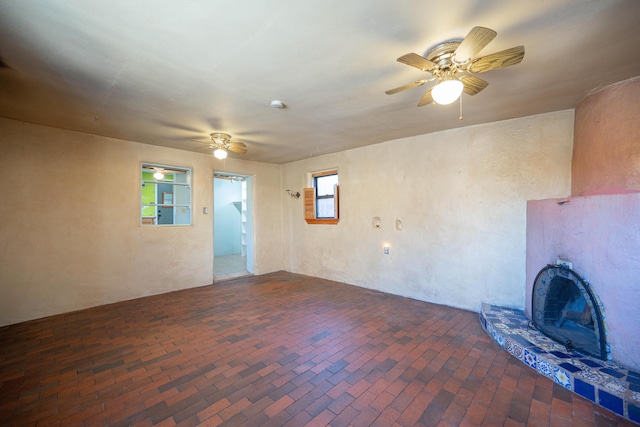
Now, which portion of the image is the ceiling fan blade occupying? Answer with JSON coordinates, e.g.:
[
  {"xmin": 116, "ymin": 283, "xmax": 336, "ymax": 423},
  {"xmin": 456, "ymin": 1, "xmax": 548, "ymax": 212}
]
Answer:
[
  {"xmin": 227, "ymin": 141, "xmax": 247, "ymax": 154},
  {"xmin": 229, "ymin": 141, "xmax": 247, "ymax": 149},
  {"xmin": 460, "ymin": 75, "xmax": 489, "ymax": 95},
  {"xmin": 417, "ymin": 88, "xmax": 434, "ymax": 107},
  {"xmin": 397, "ymin": 53, "xmax": 436, "ymax": 71},
  {"xmin": 454, "ymin": 26, "xmax": 497, "ymax": 62},
  {"xmin": 469, "ymin": 46, "xmax": 525, "ymax": 73},
  {"xmin": 228, "ymin": 147, "xmax": 247, "ymax": 154},
  {"xmin": 385, "ymin": 79, "xmax": 428, "ymax": 95}
]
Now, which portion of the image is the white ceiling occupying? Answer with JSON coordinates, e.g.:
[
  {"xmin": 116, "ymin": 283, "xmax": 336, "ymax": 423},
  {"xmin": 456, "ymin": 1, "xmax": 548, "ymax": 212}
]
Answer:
[{"xmin": 1, "ymin": 1, "xmax": 639, "ymax": 164}]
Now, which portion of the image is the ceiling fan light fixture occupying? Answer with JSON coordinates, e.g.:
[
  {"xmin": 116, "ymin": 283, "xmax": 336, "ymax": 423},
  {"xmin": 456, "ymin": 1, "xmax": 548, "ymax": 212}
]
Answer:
[
  {"xmin": 432, "ymin": 79, "xmax": 464, "ymax": 105},
  {"xmin": 153, "ymin": 169, "xmax": 165, "ymax": 180},
  {"xmin": 213, "ymin": 148, "xmax": 228, "ymax": 160}
]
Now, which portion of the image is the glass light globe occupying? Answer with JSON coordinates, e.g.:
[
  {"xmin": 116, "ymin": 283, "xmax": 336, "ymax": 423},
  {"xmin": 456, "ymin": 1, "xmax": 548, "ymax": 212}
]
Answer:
[
  {"xmin": 153, "ymin": 171, "xmax": 164, "ymax": 180},
  {"xmin": 214, "ymin": 148, "xmax": 228, "ymax": 159},
  {"xmin": 432, "ymin": 79, "xmax": 464, "ymax": 105}
]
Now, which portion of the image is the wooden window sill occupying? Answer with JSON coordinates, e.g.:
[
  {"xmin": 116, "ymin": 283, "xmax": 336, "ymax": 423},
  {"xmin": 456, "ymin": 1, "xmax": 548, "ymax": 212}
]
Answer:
[{"xmin": 305, "ymin": 219, "xmax": 340, "ymax": 225}]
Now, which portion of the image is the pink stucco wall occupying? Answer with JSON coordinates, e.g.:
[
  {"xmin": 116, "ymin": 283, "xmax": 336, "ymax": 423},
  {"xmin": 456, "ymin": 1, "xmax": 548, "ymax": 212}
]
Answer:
[
  {"xmin": 526, "ymin": 193, "xmax": 640, "ymax": 370},
  {"xmin": 572, "ymin": 76, "xmax": 640, "ymax": 196},
  {"xmin": 526, "ymin": 77, "xmax": 640, "ymax": 370}
]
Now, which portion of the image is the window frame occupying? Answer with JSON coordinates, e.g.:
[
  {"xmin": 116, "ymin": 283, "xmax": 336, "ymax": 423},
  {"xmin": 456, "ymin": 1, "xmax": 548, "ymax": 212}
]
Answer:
[
  {"xmin": 304, "ymin": 169, "xmax": 339, "ymax": 225},
  {"xmin": 140, "ymin": 163, "xmax": 192, "ymax": 226}
]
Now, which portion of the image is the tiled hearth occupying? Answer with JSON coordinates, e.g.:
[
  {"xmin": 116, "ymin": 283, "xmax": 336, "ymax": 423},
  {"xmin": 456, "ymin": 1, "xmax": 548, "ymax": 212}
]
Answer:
[{"xmin": 481, "ymin": 303, "xmax": 640, "ymax": 424}]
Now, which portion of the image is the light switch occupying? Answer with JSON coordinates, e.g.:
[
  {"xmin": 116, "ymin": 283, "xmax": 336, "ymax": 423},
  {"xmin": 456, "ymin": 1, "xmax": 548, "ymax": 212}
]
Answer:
[{"xmin": 203, "ymin": 207, "xmax": 209, "ymax": 214}]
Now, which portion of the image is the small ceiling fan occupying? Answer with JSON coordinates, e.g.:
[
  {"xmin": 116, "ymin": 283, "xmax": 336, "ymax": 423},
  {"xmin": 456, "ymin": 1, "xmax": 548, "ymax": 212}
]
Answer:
[
  {"xmin": 386, "ymin": 26, "xmax": 524, "ymax": 107},
  {"xmin": 196, "ymin": 132, "xmax": 248, "ymax": 159},
  {"xmin": 143, "ymin": 166, "xmax": 185, "ymax": 180}
]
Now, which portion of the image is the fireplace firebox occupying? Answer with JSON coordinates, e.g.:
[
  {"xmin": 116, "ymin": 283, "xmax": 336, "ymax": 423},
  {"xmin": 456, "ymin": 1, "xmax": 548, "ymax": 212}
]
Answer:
[{"xmin": 531, "ymin": 265, "xmax": 609, "ymax": 360}]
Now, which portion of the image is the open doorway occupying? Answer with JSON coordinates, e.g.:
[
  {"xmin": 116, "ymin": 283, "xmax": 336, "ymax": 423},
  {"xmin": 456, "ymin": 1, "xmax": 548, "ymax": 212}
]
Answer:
[{"xmin": 213, "ymin": 173, "xmax": 253, "ymax": 281}]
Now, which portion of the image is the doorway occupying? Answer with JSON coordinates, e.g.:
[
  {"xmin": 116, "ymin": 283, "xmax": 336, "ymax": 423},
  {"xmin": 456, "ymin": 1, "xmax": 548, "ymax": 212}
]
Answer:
[{"xmin": 213, "ymin": 173, "xmax": 253, "ymax": 281}]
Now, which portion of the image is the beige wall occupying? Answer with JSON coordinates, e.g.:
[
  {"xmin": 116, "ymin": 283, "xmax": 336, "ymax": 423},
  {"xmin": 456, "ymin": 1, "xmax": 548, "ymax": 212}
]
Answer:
[
  {"xmin": 572, "ymin": 76, "xmax": 640, "ymax": 195},
  {"xmin": 282, "ymin": 111, "xmax": 574, "ymax": 312},
  {"xmin": 0, "ymin": 118, "xmax": 282, "ymax": 326},
  {"xmin": 1, "ymin": 110, "xmax": 573, "ymax": 325}
]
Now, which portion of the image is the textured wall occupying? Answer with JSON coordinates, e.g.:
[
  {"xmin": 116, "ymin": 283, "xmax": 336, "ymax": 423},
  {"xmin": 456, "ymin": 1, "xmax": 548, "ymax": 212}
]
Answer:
[
  {"xmin": 282, "ymin": 111, "xmax": 574, "ymax": 312},
  {"xmin": 0, "ymin": 118, "xmax": 283, "ymax": 326},
  {"xmin": 526, "ymin": 193, "xmax": 640, "ymax": 370},
  {"xmin": 572, "ymin": 76, "xmax": 640, "ymax": 195}
]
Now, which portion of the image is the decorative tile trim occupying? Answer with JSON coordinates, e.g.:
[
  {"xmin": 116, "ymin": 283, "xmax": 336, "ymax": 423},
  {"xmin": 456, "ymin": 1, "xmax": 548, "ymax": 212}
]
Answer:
[
  {"xmin": 480, "ymin": 303, "xmax": 638, "ymax": 424},
  {"xmin": 554, "ymin": 367, "xmax": 572, "ymax": 390}
]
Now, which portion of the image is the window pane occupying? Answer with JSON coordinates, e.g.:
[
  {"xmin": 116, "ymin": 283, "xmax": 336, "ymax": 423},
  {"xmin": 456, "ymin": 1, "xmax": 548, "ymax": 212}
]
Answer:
[
  {"xmin": 174, "ymin": 206, "xmax": 191, "ymax": 225},
  {"xmin": 317, "ymin": 197, "xmax": 335, "ymax": 218},
  {"xmin": 316, "ymin": 174, "xmax": 338, "ymax": 196},
  {"xmin": 174, "ymin": 184, "xmax": 190, "ymax": 205},
  {"xmin": 141, "ymin": 171, "xmax": 156, "ymax": 217}
]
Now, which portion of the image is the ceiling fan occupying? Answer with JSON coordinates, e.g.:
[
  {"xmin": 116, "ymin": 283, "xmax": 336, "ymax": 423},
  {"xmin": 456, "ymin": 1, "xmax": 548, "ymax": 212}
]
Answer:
[
  {"xmin": 386, "ymin": 26, "xmax": 524, "ymax": 107},
  {"xmin": 196, "ymin": 132, "xmax": 248, "ymax": 159}
]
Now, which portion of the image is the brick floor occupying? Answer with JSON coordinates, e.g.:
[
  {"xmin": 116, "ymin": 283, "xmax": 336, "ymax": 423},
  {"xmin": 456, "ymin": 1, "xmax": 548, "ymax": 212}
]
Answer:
[{"xmin": 0, "ymin": 271, "xmax": 635, "ymax": 426}]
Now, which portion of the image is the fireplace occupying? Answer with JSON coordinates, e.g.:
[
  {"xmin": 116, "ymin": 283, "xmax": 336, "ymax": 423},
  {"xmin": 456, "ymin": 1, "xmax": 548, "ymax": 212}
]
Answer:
[{"xmin": 531, "ymin": 264, "xmax": 609, "ymax": 360}]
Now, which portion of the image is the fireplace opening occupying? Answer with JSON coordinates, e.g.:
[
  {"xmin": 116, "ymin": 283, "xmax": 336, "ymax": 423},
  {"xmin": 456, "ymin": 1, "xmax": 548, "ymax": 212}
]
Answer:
[{"xmin": 532, "ymin": 265, "xmax": 608, "ymax": 360}]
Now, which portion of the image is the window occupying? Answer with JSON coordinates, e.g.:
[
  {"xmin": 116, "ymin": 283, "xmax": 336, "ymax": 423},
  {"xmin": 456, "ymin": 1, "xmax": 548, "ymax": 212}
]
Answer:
[
  {"xmin": 141, "ymin": 163, "xmax": 191, "ymax": 226},
  {"xmin": 304, "ymin": 170, "xmax": 339, "ymax": 224}
]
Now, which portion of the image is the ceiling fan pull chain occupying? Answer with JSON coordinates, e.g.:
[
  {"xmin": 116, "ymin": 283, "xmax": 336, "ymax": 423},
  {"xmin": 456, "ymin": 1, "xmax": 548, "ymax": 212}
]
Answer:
[{"xmin": 459, "ymin": 94, "xmax": 464, "ymax": 121}]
